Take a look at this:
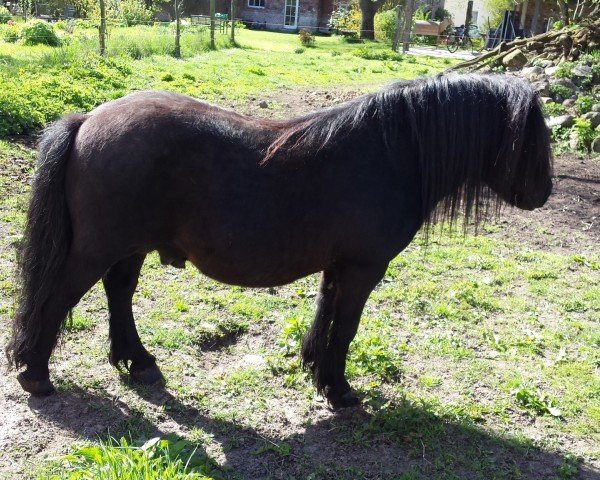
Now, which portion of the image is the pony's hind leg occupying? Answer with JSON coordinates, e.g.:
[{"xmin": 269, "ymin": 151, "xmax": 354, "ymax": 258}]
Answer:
[
  {"xmin": 303, "ymin": 262, "xmax": 388, "ymax": 409},
  {"xmin": 102, "ymin": 253, "xmax": 162, "ymax": 385},
  {"xmin": 17, "ymin": 251, "xmax": 109, "ymax": 396}
]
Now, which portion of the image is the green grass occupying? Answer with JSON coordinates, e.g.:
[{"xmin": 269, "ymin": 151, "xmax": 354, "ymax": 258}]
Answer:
[{"xmin": 0, "ymin": 28, "xmax": 454, "ymax": 136}]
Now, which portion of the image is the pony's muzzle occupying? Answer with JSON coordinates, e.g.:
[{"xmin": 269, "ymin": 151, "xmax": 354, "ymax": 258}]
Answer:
[{"xmin": 514, "ymin": 179, "xmax": 553, "ymax": 211}]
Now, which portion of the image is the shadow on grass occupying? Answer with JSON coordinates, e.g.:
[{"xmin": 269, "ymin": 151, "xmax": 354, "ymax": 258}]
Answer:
[{"xmin": 27, "ymin": 381, "xmax": 597, "ymax": 480}]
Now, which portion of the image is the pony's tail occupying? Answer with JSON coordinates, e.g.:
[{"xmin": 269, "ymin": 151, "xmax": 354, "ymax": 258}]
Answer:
[{"xmin": 6, "ymin": 114, "xmax": 88, "ymax": 369}]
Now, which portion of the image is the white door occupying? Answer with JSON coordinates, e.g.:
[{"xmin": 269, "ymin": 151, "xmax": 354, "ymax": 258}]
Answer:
[{"xmin": 284, "ymin": 0, "xmax": 299, "ymax": 29}]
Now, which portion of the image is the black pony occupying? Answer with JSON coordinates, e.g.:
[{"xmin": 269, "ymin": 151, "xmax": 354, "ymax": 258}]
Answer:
[{"xmin": 6, "ymin": 74, "xmax": 552, "ymax": 407}]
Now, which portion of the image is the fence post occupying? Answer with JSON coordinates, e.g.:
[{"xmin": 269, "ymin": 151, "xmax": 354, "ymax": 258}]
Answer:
[
  {"xmin": 230, "ymin": 0, "xmax": 235, "ymax": 43},
  {"xmin": 174, "ymin": 0, "xmax": 181, "ymax": 58},
  {"xmin": 210, "ymin": 0, "xmax": 215, "ymax": 49},
  {"xmin": 99, "ymin": 0, "xmax": 106, "ymax": 57}
]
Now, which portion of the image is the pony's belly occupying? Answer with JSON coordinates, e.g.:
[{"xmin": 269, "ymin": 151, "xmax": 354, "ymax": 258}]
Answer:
[{"xmin": 187, "ymin": 252, "xmax": 323, "ymax": 288}]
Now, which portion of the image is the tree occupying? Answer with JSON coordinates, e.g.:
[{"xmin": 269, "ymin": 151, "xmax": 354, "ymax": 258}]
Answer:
[{"xmin": 358, "ymin": 0, "xmax": 386, "ymax": 39}]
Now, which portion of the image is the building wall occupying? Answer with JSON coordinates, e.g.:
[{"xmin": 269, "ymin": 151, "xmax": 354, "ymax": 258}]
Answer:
[
  {"xmin": 442, "ymin": 0, "xmax": 491, "ymax": 29},
  {"xmin": 239, "ymin": 0, "xmax": 329, "ymax": 31}
]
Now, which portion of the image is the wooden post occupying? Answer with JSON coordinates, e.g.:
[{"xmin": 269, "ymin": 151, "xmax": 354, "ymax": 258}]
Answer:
[
  {"xmin": 99, "ymin": 0, "xmax": 106, "ymax": 57},
  {"xmin": 210, "ymin": 0, "xmax": 216, "ymax": 49},
  {"xmin": 230, "ymin": 0, "xmax": 236, "ymax": 43},
  {"xmin": 402, "ymin": 0, "xmax": 414, "ymax": 53},
  {"xmin": 174, "ymin": 0, "xmax": 181, "ymax": 58}
]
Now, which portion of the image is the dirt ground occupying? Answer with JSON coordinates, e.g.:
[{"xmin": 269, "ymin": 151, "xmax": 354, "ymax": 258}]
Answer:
[{"xmin": 0, "ymin": 87, "xmax": 599, "ymax": 480}]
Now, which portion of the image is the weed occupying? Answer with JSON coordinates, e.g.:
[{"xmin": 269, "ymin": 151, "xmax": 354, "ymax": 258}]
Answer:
[{"xmin": 512, "ymin": 386, "xmax": 562, "ymax": 417}]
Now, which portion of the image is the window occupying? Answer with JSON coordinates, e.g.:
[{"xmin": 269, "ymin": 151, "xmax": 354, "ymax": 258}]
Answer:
[
  {"xmin": 248, "ymin": 0, "xmax": 265, "ymax": 7},
  {"xmin": 284, "ymin": 0, "xmax": 299, "ymax": 27}
]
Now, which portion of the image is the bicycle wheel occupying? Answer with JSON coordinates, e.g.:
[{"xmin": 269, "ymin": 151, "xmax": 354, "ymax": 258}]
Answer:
[{"xmin": 447, "ymin": 36, "xmax": 458, "ymax": 53}]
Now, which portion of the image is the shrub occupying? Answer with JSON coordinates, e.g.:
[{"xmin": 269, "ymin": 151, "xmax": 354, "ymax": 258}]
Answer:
[
  {"xmin": 298, "ymin": 29, "xmax": 315, "ymax": 47},
  {"xmin": 21, "ymin": 20, "xmax": 61, "ymax": 46},
  {"xmin": 374, "ymin": 8, "xmax": 397, "ymax": 43},
  {"xmin": 121, "ymin": 0, "xmax": 153, "ymax": 26},
  {"xmin": 294, "ymin": 47, "xmax": 305, "ymax": 54},
  {"xmin": 0, "ymin": 5, "xmax": 11, "ymax": 24},
  {"xmin": 1, "ymin": 22, "xmax": 19, "ymax": 43}
]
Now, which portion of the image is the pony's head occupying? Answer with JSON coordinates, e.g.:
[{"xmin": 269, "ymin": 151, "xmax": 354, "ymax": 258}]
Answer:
[{"xmin": 482, "ymin": 84, "xmax": 553, "ymax": 211}]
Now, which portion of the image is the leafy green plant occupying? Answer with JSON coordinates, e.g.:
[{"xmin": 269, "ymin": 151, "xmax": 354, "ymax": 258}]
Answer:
[
  {"xmin": 572, "ymin": 117, "xmax": 597, "ymax": 152},
  {"xmin": 543, "ymin": 102, "xmax": 567, "ymax": 117},
  {"xmin": 512, "ymin": 387, "xmax": 561, "ymax": 417},
  {"xmin": 549, "ymin": 83, "xmax": 574, "ymax": 100},
  {"xmin": 298, "ymin": 29, "xmax": 315, "ymax": 47},
  {"xmin": 555, "ymin": 61, "xmax": 573, "ymax": 78},
  {"xmin": 40, "ymin": 436, "xmax": 221, "ymax": 479},
  {"xmin": 294, "ymin": 47, "xmax": 305, "ymax": 54},
  {"xmin": 413, "ymin": 7, "xmax": 431, "ymax": 21},
  {"xmin": 575, "ymin": 95, "xmax": 594, "ymax": 114},
  {"xmin": 353, "ymin": 46, "xmax": 403, "ymax": 61},
  {"xmin": 0, "ymin": 5, "xmax": 11, "ymax": 23},
  {"xmin": 21, "ymin": 20, "xmax": 61, "ymax": 46}
]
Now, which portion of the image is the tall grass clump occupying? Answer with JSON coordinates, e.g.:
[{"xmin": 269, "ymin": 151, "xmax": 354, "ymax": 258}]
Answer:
[{"xmin": 39, "ymin": 436, "xmax": 221, "ymax": 479}]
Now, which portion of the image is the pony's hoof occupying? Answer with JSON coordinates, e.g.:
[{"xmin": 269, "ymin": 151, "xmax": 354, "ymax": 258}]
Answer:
[
  {"xmin": 130, "ymin": 363, "xmax": 163, "ymax": 385},
  {"xmin": 325, "ymin": 388, "xmax": 361, "ymax": 410},
  {"xmin": 17, "ymin": 373, "xmax": 55, "ymax": 396}
]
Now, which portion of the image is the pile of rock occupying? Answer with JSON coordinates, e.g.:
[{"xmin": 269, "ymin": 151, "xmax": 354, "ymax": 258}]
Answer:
[
  {"xmin": 519, "ymin": 58, "xmax": 600, "ymax": 153},
  {"xmin": 448, "ymin": 19, "xmax": 600, "ymax": 153}
]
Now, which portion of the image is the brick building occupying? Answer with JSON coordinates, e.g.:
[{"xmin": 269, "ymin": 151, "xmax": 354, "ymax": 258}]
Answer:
[{"xmin": 184, "ymin": 0, "xmax": 334, "ymax": 31}]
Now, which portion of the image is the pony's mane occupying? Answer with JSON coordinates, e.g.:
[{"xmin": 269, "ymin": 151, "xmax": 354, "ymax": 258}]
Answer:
[{"xmin": 264, "ymin": 74, "xmax": 551, "ymax": 234}]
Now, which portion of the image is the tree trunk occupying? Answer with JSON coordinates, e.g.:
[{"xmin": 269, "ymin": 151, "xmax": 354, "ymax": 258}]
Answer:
[
  {"xmin": 402, "ymin": 0, "xmax": 415, "ymax": 53},
  {"xmin": 392, "ymin": 2, "xmax": 404, "ymax": 51},
  {"xmin": 359, "ymin": 0, "xmax": 384, "ymax": 39}
]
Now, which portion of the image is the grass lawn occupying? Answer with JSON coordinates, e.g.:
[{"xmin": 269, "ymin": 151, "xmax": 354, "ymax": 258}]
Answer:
[{"xmin": 0, "ymin": 27, "xmax": 454, "ymax": 136}]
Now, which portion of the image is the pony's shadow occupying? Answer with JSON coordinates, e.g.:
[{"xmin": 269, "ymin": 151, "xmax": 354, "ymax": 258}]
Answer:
[{"xmin": 28, "ymin": 382, "xmax": 597, "ymax": 480}]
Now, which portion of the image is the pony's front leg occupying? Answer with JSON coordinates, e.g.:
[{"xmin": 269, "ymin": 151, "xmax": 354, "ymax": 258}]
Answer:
[
  {"xmin": 302, "ymin": 262, "xmax": 388, "ymax": 409},
  {"xmin": 103, "ymin": 254, "xmax": 162, "ymax": 385}
]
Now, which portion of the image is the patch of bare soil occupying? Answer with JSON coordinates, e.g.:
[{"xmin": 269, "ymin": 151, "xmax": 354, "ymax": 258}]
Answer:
[{"xmin": 0, "ymin": 86, "xmax": 599, "ymax": 480}]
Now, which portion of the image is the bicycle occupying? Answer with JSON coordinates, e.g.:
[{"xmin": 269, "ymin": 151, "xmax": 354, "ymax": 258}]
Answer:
[{"xmin": 446, "ymin": 26, "xmax": 485, "ymax": 54}]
